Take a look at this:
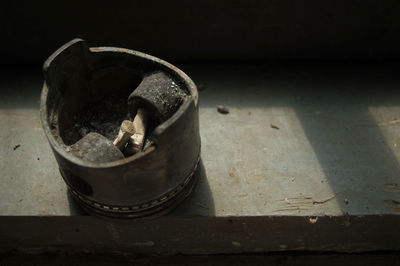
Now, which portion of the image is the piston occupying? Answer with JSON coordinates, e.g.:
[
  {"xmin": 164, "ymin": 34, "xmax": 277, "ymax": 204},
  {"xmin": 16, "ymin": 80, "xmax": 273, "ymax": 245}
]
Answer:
[{"xmin": 40, "ymin": 39, "xmax": 201, "ymax": 219}]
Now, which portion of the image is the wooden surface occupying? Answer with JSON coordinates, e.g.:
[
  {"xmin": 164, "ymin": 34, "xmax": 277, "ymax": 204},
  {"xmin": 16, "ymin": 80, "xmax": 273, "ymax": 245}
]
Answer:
[{"xmin": 1, "ymin": 63, "xmax": 400, "ymax": 253}]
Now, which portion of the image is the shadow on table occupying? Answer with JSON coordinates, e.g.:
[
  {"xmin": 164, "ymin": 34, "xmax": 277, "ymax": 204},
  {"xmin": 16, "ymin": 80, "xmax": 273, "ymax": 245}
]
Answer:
[
  {"xmin": 171, "ymin": 159, "xmax": 215, "ymax": 216},
  {"xmin": 186, "ymin": 62, "xmax": 400, "ymax": 214}
]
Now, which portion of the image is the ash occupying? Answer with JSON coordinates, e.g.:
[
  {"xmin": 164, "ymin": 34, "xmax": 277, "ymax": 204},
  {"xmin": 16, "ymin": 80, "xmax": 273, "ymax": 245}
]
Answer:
[{"xmin": 68, "ymin": 94, "xmax": 130, "ymax": 143}]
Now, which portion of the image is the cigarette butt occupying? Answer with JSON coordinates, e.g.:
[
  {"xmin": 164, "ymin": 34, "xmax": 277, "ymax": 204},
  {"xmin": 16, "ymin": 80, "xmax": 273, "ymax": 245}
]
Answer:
[
  {"xmin": 124, "ymin": 108, "xmax": 148, "ymax": 155},
  {"xmin": 113, "ymin": 120, "xmax": 135, "ymax": 150}
]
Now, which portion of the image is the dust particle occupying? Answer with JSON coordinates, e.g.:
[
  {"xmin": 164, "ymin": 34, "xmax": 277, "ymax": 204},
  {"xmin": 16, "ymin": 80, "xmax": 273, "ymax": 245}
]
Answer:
[
  {"xmin": 232, "ymin": 241, "xmax": 241, "ymax": 247},
  {"xmin": 13, "ymin": 144, "xmax": 21, "ymax": 150},
  {"xmin": 217, "ymin": 105, "xmax": 229, "ymax": 114},
  {"xmin": 270, "ymin": 124, "xmax": 280, "ymax": 130}
]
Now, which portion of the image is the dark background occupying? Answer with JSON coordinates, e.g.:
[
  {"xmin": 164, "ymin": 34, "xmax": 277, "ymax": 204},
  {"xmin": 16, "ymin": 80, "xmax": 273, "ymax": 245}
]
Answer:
[{"xmin": 1, "ymin": 0, "xmax": 400, "ymax": 65}]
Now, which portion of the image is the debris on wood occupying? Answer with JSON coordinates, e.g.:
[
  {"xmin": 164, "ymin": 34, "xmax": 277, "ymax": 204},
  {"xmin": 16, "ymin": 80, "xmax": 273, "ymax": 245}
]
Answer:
[
  {"xmin": 270, "ymin": 123, "xmax": 280, "ymax": 130},
  {"xmin": 217, "ymin": 105, "xmax": 229, "ymax": 114},
  {"xmin": 313, "ymin": 195, "xmax": 336, "ymax": 205},
  {"xmin": 277, "ymin": 195, "xmax": 336, "ymax": 210},
  {"xmin": 13, "ymin": 144, "xmax": 21, "ymax": 150}
]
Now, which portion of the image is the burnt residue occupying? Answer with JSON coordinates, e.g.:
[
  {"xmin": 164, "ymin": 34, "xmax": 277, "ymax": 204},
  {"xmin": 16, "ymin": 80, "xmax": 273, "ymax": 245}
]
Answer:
[
  {"xmin": 57, "ymin": 70, "xmax": 186, "ymax": 150},
  {"xmin": 62, "ymin": 94, "xmax": 130, "ymax": 145},
  {"xmin": 57, "ymin": 67, "xmax": 143, "ymax": 146},
  {"xmin": 13, "ymin": 144, "xmax": 21, "ymax": 150},
  {"xmin": 128, "ymin": 71, "xmax": 187, "ymax": 123},
  {"xmin": 70, "ymin": 132, "xmax": 124, "ymax": 163}
]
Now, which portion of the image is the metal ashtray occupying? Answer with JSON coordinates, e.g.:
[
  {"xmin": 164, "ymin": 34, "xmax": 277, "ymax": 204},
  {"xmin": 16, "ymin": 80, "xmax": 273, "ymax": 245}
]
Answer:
[{"xmin": 40, "ymin": 39, "xmax": 201, "ymax": 219}]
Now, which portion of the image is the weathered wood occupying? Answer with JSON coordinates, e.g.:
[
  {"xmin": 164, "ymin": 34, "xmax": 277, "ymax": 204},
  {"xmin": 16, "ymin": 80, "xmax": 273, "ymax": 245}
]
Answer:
[{"xmin": 1, "ymin": 215, "xmax": 399, "ymax": 254}]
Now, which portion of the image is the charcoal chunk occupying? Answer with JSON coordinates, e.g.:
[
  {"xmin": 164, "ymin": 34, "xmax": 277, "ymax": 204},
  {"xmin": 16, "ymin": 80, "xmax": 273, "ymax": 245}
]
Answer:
[
  {"xmin": 70, "ymin": 132, "xmax": 124, "ymax": 163},
  {"xmin": 128, "ymin": 71, "xmax": 186, "ymax": 122}
]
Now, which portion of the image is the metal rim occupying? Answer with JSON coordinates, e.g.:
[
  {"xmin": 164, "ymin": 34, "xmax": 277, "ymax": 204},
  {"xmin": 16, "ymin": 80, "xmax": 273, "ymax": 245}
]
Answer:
[{"xmin": 66, "ymin": 157, "xmax": 200, "ymax": 219}]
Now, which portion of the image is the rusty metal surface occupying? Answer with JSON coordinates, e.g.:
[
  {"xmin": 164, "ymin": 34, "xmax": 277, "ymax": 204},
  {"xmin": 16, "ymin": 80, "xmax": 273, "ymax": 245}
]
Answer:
[
  {"xmin": 40, "ymin": 40, "xmax": 201, "ymax": 218},
  {"xmin": 1, "ymin": 63, "xmax": 400, "ymax": 217}
]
